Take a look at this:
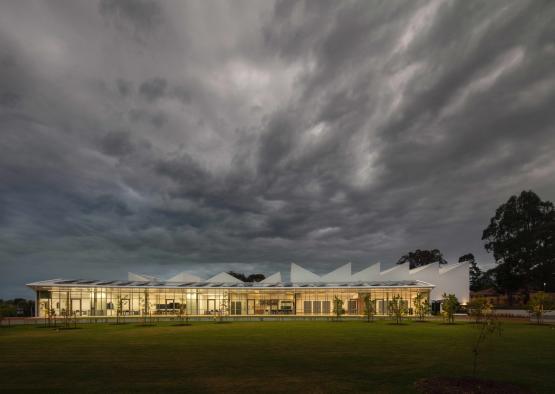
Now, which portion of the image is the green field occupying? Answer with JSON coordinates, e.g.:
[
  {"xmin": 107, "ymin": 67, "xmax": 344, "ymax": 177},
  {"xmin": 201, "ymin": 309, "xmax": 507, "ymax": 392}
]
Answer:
[{"xmin": 1, "ymin": 320, "xmax": 554, "ymax": 393}]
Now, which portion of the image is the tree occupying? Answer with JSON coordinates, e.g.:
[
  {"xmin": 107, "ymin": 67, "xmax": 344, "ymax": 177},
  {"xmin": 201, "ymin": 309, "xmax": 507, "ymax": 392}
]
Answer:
[
  {"xmin": 471, "ymin": 312, "xmax": 502, "ymax": 377},
  {"xmin": 459, "ymin": 253, "xmax": 483, "ymax": 292},
  {"xmin": 397, "ymin": 249, "xmax": 447, "ymax": 269},
  {"xmin": 332, "ymin": 297, "xmax": 344, "ymax": 321},
  {"xmin": 246, "ymin": 274, "xmax": 266, "ymax": 282},
  {"xmin": 467, "ymin": 297, "xmax": 493, "ymax": 324},
  {"xmin": 528, "ymin": 292, "xmax": 554, "ymax": 325},
  {"xmin": 388, "ymin": 295, "xmax": 407, "ymax": 324},
  {"xmin": 362, "ymin": 294, "xmax": 375, "ymax": 322},
  {"xmin": 177, "ymin": 302, "xmax": 190, "ymax": 326},
  {"xmin": 441, "ymin": 293, "xmax": 459, "ymax": 324},
  {"xmin": 227, "ymin": 272, "xmax": 266, "ymax": 282},
  {"xmin": 141, "ymin": 290, "xmax": 150, "ymax": 325},
  {"xmin": 413, "ymin": 291, "xmax": 430, "ymax": 321},
  {"xmin": 482, "ymin": 190, "xmax": 555, "ymax": 303},
  {"xmin": 61, "ymin": 292, "xmax": 72, "ymax": 329},
  {"xmin": 115, "ymin": 295, "xmax": 124, "ymax": 325},
  {"xmin": 216, "ymin": 300, "xmax": 228, "ymax": 323}
]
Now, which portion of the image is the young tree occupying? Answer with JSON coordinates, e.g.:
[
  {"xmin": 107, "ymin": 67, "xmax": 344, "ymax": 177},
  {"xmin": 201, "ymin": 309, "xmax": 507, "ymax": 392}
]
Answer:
[
  {"xmin": 388, "ymin": 295, "xmax": 407, "ymax": 324},
  {"xmin": 61, "ymin": 308, "xmax": 71, "ymax": 329},
  {"xmin": 177, "ymin": 302, "xmax": 190, "ymax": 325},
  {"xmin": 115, "ymin": 295, "xmax": 123, "ymax": 325},
  {"xmin": 61, "ymin": 292, "xmax": 72, "ymax": 329},
  {"xmin": 528, "ymin": 292, "xmax": 554, "ymax": 325},
  {"xmin": 471, "ymin": 312, "xmax": 502, "ymax": 377},
  {"xmin": 141, "ymin": 290, "xmax": 150, "ymax": 325},
  {"xmin": 467, "ymin": 297, "xmax": 493, "ymax": 324},
  {"xmin": 216, "ymin": 300, "xmax": 228, "ymax": 323},
  {"xmin": 441, "ymin": 293, "xmax": 459, "ymax": 324},
  {"xmin": 482, "ymin": 190, "xmax": 555, "ymax": 303},
  {"xmin": 397, "ymin": 249, "xmax": 447, "ymax": 269},
  {"xmin": 362, "ymin": 294, "xmax": 375, "ymax": 322},
  {"xmin": 333, "ymin": 296, "xmax": 344, "ymax": 321},
  {"xmin": 413, "ymin": 292, "xmax": 430, "ymax": 321},
  {"xmin": 41, "ymin": 301, "xmax": 52, "ymax": 327}
]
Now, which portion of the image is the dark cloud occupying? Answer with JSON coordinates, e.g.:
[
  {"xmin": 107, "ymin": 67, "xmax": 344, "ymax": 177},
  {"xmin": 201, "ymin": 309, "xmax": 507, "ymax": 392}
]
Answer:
[
  {"xmin": 0, "ymin": 0, "xmax": 554, "ymax": 297},
  {"xmin": 129, "ymin": 108, "xmax": 168, "ymax": 127},
  {"xmin": 99, "ymin": 0, "xmax": 163, "ymax": 35},
  {"xmin": 99, "ymin": 130, "xmax": 135, "ymax": 157},
  {"xmin": 138, "ymin": 77, "xmax": 167, "ymax": 102},
  {"xmin": 116, "ymin": 78, "xmax": 132, "ymax": 97}
]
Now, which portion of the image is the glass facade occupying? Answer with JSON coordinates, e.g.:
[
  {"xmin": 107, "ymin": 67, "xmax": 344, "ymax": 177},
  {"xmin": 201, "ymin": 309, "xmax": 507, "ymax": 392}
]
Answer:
[{"xmin": 34, "ymin": 286, "xmax": 431, "ymax": 318}]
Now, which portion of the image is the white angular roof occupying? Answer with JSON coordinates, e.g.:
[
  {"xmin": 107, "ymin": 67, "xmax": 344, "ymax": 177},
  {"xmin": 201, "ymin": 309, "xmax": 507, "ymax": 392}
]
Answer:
[
  {"xmin": 261, "ymin": 272, "xmax": 282, "ymax": 283},
  {"xmin": 128, "ymin": 272, "xmax": 160, "ymax": 281},
  {"xmin": 290, "ymin": 263, "xmax": 321, "ymax": 282},
  {"xmin": 167, "ymin": 272, "xmax": 203, "ymax": 282},
  {"xmin": 320, "ymin": 263, "xmax": 351, "ymax": 282},
  {"xmin": 352, "ymin": 263, "xmax": 381, "ymax": 281},
  {"xmin": 379, "ymin": 264, "xmax": 409, "ymax": 280}
]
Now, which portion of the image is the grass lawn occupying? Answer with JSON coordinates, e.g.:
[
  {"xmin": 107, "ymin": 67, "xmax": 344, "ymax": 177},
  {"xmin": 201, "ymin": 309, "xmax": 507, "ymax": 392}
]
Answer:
[{"xmin": 1, "ymin": 320, "xmax": 554, "ymax": 393}]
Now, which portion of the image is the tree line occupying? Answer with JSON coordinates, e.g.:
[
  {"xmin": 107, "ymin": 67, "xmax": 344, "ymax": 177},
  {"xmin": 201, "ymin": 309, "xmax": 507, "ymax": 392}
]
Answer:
[{"xmin": 397, "ymin": 190, "xmax": 555, "ymax": 303}]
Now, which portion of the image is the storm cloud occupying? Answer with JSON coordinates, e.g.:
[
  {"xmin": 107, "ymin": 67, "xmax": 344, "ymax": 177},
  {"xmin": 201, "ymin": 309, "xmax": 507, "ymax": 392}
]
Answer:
[{"xmin": 1, "ymin": 0, "xmax": 554, "ymax": 297}]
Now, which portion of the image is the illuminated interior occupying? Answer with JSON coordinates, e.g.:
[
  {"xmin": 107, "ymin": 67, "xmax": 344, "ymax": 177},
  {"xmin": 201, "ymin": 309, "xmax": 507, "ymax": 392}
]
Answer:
[{"xmin": 32, "ymin": 283, "xmax": 432, "ymax": 318}]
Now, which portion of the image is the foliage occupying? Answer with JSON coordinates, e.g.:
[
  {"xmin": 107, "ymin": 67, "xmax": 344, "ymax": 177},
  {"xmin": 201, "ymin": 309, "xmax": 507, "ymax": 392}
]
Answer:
[
  {"xmin": 59, "ymin": 290, "xmax": 78, "ymax": 329},
  {"xmin": 413, "ymin": 291, "xmax": 430, "ymax": 321},
  {"xmin": 459, "ymin": 253, "xmax": 483, "ymax": 292},
  {"xmin": 441, "ymin": 293, "xmax": 459, "ymax": 324},
  {"xmin": 528, "ymin": 292, "xmax": 554, "ymax": 325},
  {"xmin": 40, "ymin": 301, "xmax": 56, "ymax": 327},
  {"xmin": 141, "ymin": 290, "xmax": 151, "ymax": 325},
  {"xmin": 471, "ymin": 312, "xmax": 502, "ymax": 377},
  {"xmin": 388, "ymin": 295, "xmax": 407, "ymax": 324},
  {"xmin": 467, "ymin": 297, "xmax": 493, "ymax": 324},
  {"xmin": 178, "ymin": 302, "xmax": 189, "ymax": 325},
  {"xmin": 227, "ymin": 272, "xmax": 266, "ymax": 282},
  {"xmin": 482, "ymin": 190, "xmax": 555, "ymax": 301},
  {"xmin": 332, "ymin": 296, "xmax": 344, "ymax": 321},
  {"xmin": 362, "ymin": 294, "xmax": 375, "ymax": 322},
  {"xmin": 396, "ymin": 249, "xmax": 447, "ymax": 269},
  {"xmin": 115, "ymin": 295, "xmax": 124, "ymax": 325},
  {"xmin": 216, "ymin": 300, "xmax": 228, "ymax": 323},
  {"xmin": 0, "ymin": 299, "xmax": 35, "ymax": 317}
]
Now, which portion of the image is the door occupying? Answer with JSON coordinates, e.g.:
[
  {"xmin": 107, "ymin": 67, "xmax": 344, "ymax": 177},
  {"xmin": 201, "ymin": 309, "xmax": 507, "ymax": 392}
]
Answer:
[
  {"xmin": 377, "ymin": 299, "xmax": 385, "ymax": 315},
  {"xmin": 165, "ymin": 299, "xmax": 175, "ymax": 314},
  {"xmin": 207, "ymin": 299, "xmax": 216, "ymax": 314},
  {"xmin": 230, "ymin": 301, "xmax": 242, "ymax": 315},
  {"xmin": 348, "ymin": 299, "xmax": 358, "ymax": 315},
  {"xmin": 71, "ymin": 299, "xmax": 81, "ymax": 316},
  {"xmin": 247, "ymin": 299, "xmax": 255, "ymax": 315}
]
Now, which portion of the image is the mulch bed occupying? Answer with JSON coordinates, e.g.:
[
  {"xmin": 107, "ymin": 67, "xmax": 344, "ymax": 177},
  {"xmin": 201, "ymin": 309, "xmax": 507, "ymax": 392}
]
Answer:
[{"xmin": 414, "ymin": 377, "xmax": 530, "ymax": 394}]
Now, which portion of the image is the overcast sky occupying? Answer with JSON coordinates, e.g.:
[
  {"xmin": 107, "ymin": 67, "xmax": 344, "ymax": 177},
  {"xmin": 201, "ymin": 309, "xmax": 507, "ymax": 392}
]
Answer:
[{"xmin": 1, "ymin": 0, "xmax": 554, "ymax": 298}]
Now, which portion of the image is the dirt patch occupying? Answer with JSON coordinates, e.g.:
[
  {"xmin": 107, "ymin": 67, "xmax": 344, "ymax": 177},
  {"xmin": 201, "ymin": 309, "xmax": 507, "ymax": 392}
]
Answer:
[{"xmin": 415, "ymin": 377, "xmax": 530, "ymax": 394}]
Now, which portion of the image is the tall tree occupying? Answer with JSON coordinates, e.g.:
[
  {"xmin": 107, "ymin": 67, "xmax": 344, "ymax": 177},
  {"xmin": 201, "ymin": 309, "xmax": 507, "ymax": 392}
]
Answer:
[
  {"xmin": 482, "ymin": 190, "xmax": 555, "ymax": 301},
  {"xmin": 397, "ymin": 249, "xmax": 447, "ymax": 269},
  {"xmin": 227, "ymin": 271, "xmax": 266, "ymax": 282},
  {"xmin": 459, "ymin": 253, "xmax": 482, "ymax": 291}
]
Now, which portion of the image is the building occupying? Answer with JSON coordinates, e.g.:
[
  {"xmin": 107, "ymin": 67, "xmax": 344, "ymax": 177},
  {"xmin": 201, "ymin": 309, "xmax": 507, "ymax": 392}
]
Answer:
[{"xmin": 28, "ymin": 262, "xmax": 469, "ymax": 318}]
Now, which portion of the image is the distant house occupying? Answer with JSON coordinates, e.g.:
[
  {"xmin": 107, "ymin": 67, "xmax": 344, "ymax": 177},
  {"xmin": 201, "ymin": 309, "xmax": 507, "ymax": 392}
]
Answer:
[{"xmin": 471, "ymin": 288, "xmax": 554, "ymax": 307}]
